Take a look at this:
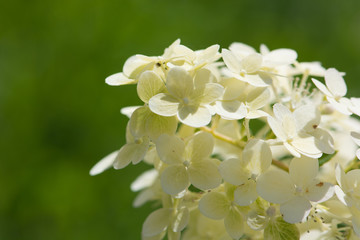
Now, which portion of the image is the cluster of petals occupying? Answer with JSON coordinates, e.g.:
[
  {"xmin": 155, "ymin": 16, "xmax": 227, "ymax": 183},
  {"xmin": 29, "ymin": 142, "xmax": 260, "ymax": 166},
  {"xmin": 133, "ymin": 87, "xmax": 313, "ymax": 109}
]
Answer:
[{"xmin": 90, "ymin": 39, "xmax": 360, "ymax": 240}]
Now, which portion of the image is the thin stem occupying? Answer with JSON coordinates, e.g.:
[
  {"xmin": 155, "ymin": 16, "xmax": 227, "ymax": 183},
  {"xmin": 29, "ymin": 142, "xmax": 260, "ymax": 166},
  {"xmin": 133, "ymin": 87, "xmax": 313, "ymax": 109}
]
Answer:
[
  {"xmin": 244, "ymin": 118, "xmax": 251, "ymax": 140},
  {"xmin": 272, "ymin": 159, "xmax": 289, "ymax": 172},
  {"xmin": 200, "ymin": 126, "xmax": 246, "ymax": 148}
]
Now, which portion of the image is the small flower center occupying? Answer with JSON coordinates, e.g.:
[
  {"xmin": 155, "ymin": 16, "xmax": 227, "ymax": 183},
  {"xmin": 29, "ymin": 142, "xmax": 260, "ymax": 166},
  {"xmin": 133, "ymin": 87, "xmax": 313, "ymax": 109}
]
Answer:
[
  {"xmin": 182, "ymin": 97, "xmax": 190, "ymax": 105},
  {"xmin": 183, "ymin": 160, "xmax": 190, "ymax": 167}
]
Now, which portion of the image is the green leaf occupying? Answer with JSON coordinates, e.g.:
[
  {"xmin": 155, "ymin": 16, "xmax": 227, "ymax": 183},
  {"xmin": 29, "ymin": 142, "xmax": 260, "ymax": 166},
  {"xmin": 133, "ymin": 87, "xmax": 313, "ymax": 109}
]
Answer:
[
  {"xmin": 318, "ymin": 151, "xmax": 337, "ymax": 167},
  {"xmin": 264, "ymin": 217, "xmax": 300, "ymax": 240}
]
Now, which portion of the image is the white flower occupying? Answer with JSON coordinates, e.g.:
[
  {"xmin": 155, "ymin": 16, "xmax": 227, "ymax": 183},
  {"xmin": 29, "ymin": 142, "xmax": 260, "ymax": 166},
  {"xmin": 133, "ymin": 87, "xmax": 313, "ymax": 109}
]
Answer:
[
  {"xmin": 155, "ymin": 131, "xmax": 222, "ymax": 195},
  {"xmin": 350, "ymin": 98, "xmax": 360, "ymax": 116},
  {"xmin": 312, "ymin": 68, "xmax": 352, "ymax": 115},
  {"xmin": 351, "ymin": 132, "xmax": 360, "ymax": 160},
  {"xmin": 149, "ymin": 67, "xmax": 224, "ymax": 127},
  {"xmin": 219, "ymin": 139, "xmax": 272, "ymax": 206},
  {"xmin": 257, "ymin": 157, "xmax": 334, "ymax": 223},
  {"xmin": 267, "ymin": 103, "xmax": 324, "ymax": 158}
]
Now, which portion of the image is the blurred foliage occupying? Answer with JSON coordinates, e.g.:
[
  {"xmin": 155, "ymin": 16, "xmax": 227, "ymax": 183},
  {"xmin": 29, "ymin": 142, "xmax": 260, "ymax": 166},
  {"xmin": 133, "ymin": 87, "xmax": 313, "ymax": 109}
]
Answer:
[{"xmin": 0, "ymin": 0, "xmax": 359, "ymax": 239}]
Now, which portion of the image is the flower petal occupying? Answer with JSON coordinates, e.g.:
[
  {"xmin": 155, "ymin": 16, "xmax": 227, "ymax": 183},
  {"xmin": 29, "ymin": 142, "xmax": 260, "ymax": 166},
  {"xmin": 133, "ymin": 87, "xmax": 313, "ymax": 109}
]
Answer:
[
  {"xmin": 201, "ymin": 83, "xmax": 224, "ymax": 105},
  {"xmin": 156, "ymin": 134, "xmax": 185, "ymax": 164},
  {"xmin": 166, "ymin": 67, "xmax": 194, "ymax": 99},
  {"xmin": 113, "ymin": 138, "xmax": 149, "ymax": 169},
  {"xmin": 105, "ymin": 72, "xmax": 136, "ymax": 86},
  {"xmin": 171, "ymin": 206, "xmax": 189, "ymax": 232},
  {"xmin": 280, "ymin": 196, "xmax": 311, "ymax": 224},
  {"xmin": 219, "ymin": 158, "xmax": 248, "ymax": 185},
  {"xmin": 291, "ymin": 135, "xmax": 322, "ymax": 158},
  {"xmin": 256, "ymin": 169, "xmax": 294, "ymax": 204},
  {"xmin": 178, "ymin": 105, "xmax": 211, "ymax": 128},
  {"xmin": 267, "ymin": 116, "xmax": 287, "ymax": 141},
  {"xmin": 273, "ymin": 103, "xmax": 292, "ymax": 121},
  {"xmin": 325, "ymin": 68, "xmax": 347, "ymax": 97},
  {"xmin": 188, "ymin": 160, "xmax": 222, "ymax": 190},
  {"xmin": 293, "ymin": 104, "xmax": 320, "ymax": 132},
  {"xmin": 198, "ymin": 192, "xmax": 230, "ymax": 220},
  {"xmin": 160, "ymin": 165, "xmax": 189, "ymax": 195},
  {"xmin": 131, "ymin": 169, "xmax": 158, "ymax": 192},
  {"xmin": 149, "ymin": 93, "xmax": 179, "ymax": 117},
  {"xmin": 187, "ymin": 131, "xmax": 213, "ymax": 161},
  {"xmin": 222, "ymin": 49, "xmax": 241, "ymax": 73},
  {"xmin": 351, "ymin": 132, "xmax": 360, "ymax": 146},
  {"xmin": 242, "ymin": 139, "xmax": 272, "ymax": 175},
  {"xmin": 224, "ymin": 209, "xmax": 244, "ymax": 239},
  {"xmin": 263, "ymin": 49, "xmax": 297, "ymax": 67},
  {"xmin": 137, "ymin": 71, "xmax": 165, "ymax": 103},
  {"xmin": 312, "ymin": 78, "xmax": 332, "ymax": 97},
  {"xmin": 90, "ymin": 150, "xmax": 118, "ymax": 176},
  {"xmin": 142, "ymin": 208, "xmax": 171, "ymax": 237},
  {"xmin": 240, "ymin": 53, "xmax": 263, "ymax": 73},
  {"xmin": 234, "ymin": 180, "xmax": 258, "ymax": 206},
  {"xmin": 145, "ymin": 113, "xmax": 178, "ymax": 141},
  {"xmin": 289, "ymin": 157, "xmax": 318, "ymax": 189},
  {"xmin": 306, "ymin": 182, "xmax": 334, "ymax": 203},
  {"xmin": 123, "ymin": 54, "xmax": 154, "ymax": 79}
]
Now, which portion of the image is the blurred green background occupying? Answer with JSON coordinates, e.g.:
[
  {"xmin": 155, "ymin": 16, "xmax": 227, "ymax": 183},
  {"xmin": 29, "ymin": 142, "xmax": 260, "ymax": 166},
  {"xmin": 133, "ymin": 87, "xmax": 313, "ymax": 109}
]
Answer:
[{"xmin": 1, "ymin": 0, "xmax": 359, "ymax": 239}]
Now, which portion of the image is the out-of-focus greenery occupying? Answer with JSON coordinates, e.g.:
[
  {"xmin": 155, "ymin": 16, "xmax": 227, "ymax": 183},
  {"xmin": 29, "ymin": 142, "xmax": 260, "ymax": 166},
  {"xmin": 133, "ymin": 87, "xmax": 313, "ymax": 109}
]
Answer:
[{"xmin": 0, "ymin": 0, "xmax": 359, "ymax": 239}]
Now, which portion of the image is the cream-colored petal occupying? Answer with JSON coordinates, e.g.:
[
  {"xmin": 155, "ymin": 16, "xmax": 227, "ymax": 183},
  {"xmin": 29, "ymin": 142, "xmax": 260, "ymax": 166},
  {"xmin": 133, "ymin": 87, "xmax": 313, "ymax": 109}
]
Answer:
[
  {"xmin": 334, "ymin": 185, "xmax": 348, "ymax": 206},
  {"xmin": 289, "ymin": 157, "xmax": 318, "ymax": 189},
  {"xmin": 123, "ymin": 54, "xmax": 154, "ymax": 79},
  {"xmin": 166, "ymin": 67, "xmax": 194, "ymax": 99},
  {"xmin": 327, "ymin": 96, "xmax": 352, "ymax": 115},
  {"xmin": 312, "ymin": 78, "xmax": 333, "ymax": 97},
  {"xmin": 229, "ymin": 42, "xmax": 256, "ymax": 57},
  {"xmin": 171, "ymin": 206, "xmax": 189, "ymax": 233},
  {"xmin": 246, "ymin": 87, "xmax": 270, "ymax": 110},
  {"xmin": 222, "ymin": 49, "xmax": 241, "ymax": 73},
  {"xmin": 133, "ymin": 188, "xmax": 155, "ymax": 208},
  {"xmin": 306, "ymin": 181, "xmax": 334, "ymax": 203},
  {"xmin": 234, "ymin": 180, "xmax": 258, "ymax": 206},
  {"xmin": 145, "ymin": 113, "xmax": 178, "ymax": 141},
  {"xmin": 201, "ymin": 83, "xmax": 224, "ymax": 105},
  {"xmin": 221, "ymin": 78, "xmax": 247, "ymax": 101},
  {"xmin": 156, "ymin": 134, "xmax": 185, "ymax": 165},
  {"xmin": 335, "ymin": 164, "xmax": 347, "ymax": 190},
  {"xmin": 188, "ymin": 160, "xmax": 222, "ymax": 190},
  {"xmin": 160, "ymin": 165, "xmax": 189, "ymax": 195},
  {"xmin": 224, "ymin": 209, "xmax": 244, "ymax": 239},
  {"xmin": 131, "ymin": 169, "xmax": 158, "ymax": 192},
  {"xmin": 178, "ymin": 105, "xmax": 211, "ymax": 128},
  {"xmin": 242, "ymin": 139, "xmax": 272, "ymax": 175},
  {"xmin": 219, "ymin": 158, "xmax": 248, "ymax": 185},
  {"xmin": 149, "ymin": 93, "xmax": 179, "ymax": 117},
  {"xmin": 352, "ymin": 207, "xmax": 360, "ymax": 237},
  {"xmin": 351, "ymin": 132, "xmax": 360, "ymax": 146},
  {"xmin": 267, "ymin": 116, "xmax": 287, "ymax": 141},
  {"xmin": 273, "ymin": 103, "xmax": 292, "ymax": 121},
  {"xmin": 256, "ymin": 170, "xmax": 295, "ymax": 204},
  {"xmin": 284, "ymin": 142, "xmax": 301, "ymax": 158},
  {"xmin": 215, "ymin": 101, "xmax": 247, "ymax": 120},
  {"xmin": 263, "ymin": 48, "xmax": 297, "ymax": 67},
  {"xmin": 325, "ymin": 68, "xmax": 347, "ymax": 97},
  {"xmin": 244, "ymin": 74, "xmax": 271, "ymax": 87},
  {"xmin": 105, "ymin": 72, "xmax": 136, "ymax": 86},
  {"xmin": 129, "ymin": 106, "xmax": 151, "ymax": 138},
  {"xmin": 240, "ymin": 53, "xmax": 263, "ymax": 73},
  {"xmin": 280, "ymin": 196, "xmax": 311, "ymax": 224},
  {"xmin": 187, "ymin": 131, "xmax": 213, "ymax": 161},
  {"xmin": 137, "ymin": 71, "xmax": 165, "ymax": 103},
  {"xmin": 293, "ymin": 104, "xmax": 320, "ymax": 132},
  {"xmin": 198, "ymin": 192, "xmax": 230, "ymax": 220},
  {"xmin": 291, "ymin": 135, "xmax": 322, "ymax": 158},
  {"xmin": 113, "ymin": 138, "xmax": 149, "ymax": 169},
  {"xmin": 313, "ymin": 128, "xmax": 334, "ymax": 154},
  {"xmin": 350, "ymin": 97, "xmax": 360, "ymax": 116},
  {"xmin": 142, "ymin": 208, "xmax": 171, "ymax": 237},
  {"xmin": 90, "ymin": 150, "xmax": 118, "ymax": 176}
]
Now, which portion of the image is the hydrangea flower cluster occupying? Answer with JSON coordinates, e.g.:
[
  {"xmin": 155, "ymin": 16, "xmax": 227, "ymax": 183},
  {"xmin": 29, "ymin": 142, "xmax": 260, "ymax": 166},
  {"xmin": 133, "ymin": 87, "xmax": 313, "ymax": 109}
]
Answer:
[{"xmin": 91, "ymin": 39, "xmax": 360, "ymax": 240}]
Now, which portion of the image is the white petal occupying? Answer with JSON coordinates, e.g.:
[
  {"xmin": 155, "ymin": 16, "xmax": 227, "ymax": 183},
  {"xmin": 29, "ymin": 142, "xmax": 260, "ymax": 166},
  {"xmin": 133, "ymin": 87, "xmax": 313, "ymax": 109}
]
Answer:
[
  {"xmin": 350, "ymin": 97, "xmax": 360, "ymax": 116},
  {"xmin": 123, "ymin": 54, "xmax": 154, "ymax": 79},
  {"xmin": 113, "ymin": 138, "xmax": 149, "ymax": 169},
  {"xmin": 219, "ymin": 158, "xmax": 248, "ymax": 185},
  {"xmin": 129, "ymin": 106, "xmax": 151, "ymax": 138},
  {"xmin": 273, "ymin": 103, "xmax": 292, "ymax": 121},
  {"xmin": 293, "ymin": 104, "xmax": 320, "ymax": 132},
  {"xmin": 166, "ymin": 67, "xmax": 194, "ymax": 99},
  {"xmin": 201, "ymin": 83, "xmax": 224, "ymax": 104},
  {"xmin": 229, "ymin": 42, "xmax": 256, "ymax": 57},
  {"xmin": 280, "ymin": 196, "xmax": 311, "ymax": 224},
  {"xmin": 90, "ymin": 150, "xmax": 118, "ymax": 176},
  {"xmin": 335, "ymin": 164, "xmax": 347, "ymax": 189},
  {"xmin": 131, "ymin": 169, "xmax": 158, "ymax": 192},
  {"xmin": 240, "ymin": 53, "xmax": 262, "ymax": 73},
  {"xmin": 188, "ymin": 160, "xmax": 222, "ymax": 190},
  {"xmin": 145, "ymin": 113, "xmax": 178, "ymax": 141},
  {"xmin": 289, "ymin": 157, "xmax": 318, "ymax": 189},
  {"xmin": 352, "ymin": 208, "xmax": 360, "ymax": 237},
  {"xmin": 178, "ymin": 105, "xmax": 212, "ymax": 128},
  {"xmin": 291, "ymin": 135, "xmax": 322, "ymax": 158},
  {"xmin": 351, "ymin": 132, "xmax": 360, "ymax": 146},
  {"xmin": 133, "ymin": 188, "xmax": 155, "ymax": 208},
  {"xmin": 327, "ymin": 97, "xmax": 352, "ymax": 115},
  {"xmin": 242, "ymin": 139, "xmax": 272, "ymax": 175},
  {"xmin": 198, "ymin": 192, "xmax": 230, "ymax": 220},
  {"xmin": 284, "ymin": 142, "xmax": 301, "ymax": 158},
  {"xmin": 256, "ymin": 170, "xmax": 295, "ymax": 204},
  {"xmin": 357, "ymin": 149, "xmax": 360, "ymax": 160},
  {"xmin": 156, "ymin": 134, "xmax": 185, "ymax": 164},
  {"xmin": 160, "ymin": 165, "xmax": 189, "ymax": 195},
  {"xmin": 171, "ymin": 206, "xmax": 189, "ymax": 232},
  {"xmin": 306, "ymin": 182, "xmax": 334, "ymax": 203},
  {"xmin": 149, "ymin": 93, "xmax": 179, "ymax": 117},
  {"xmin": 120, "ymin": 106, "xmax": 141, "ymax": 118},
  {"xmin": 187, "ymin": 131, "xmax": 213, "ymax": 161},
  {"xmin": 312, "ymin": 128, "xmax": 334, "ymax": 154},
  {"xmin": 325, "ymin": 68, "xmax": 347, "ymax": 97},
  {"xmin": 246, "ymin": 87, "xmax": 270, "ymax": 110},
  {"xmin": 263, "ymin": 49, "xmax": 297, "ymax": 67},
  {"xmin": 137, "ymin": 71, "xmax": 165, "ymax": 103},
  {"xmin": 105, "ymin": 72, "xmax": 136, "ymax": 86},
  {"xmin": 334, "ymin": 185, "xmax": 348, "ymax": 206},
  {"xmin": 244, "ymin": 74, "xmax": 271, "ymax": 87},
  {"xmin": 267, "ymin": 116, "xmax": 287, "ymax": 141},
  {"xmin": 224, "ymin": 209, "xmax": 244, "ymax": 239},
  {"xmin": 234, "ymin": 180, "xmax": 258, "ymax": 206},
  {"xmin": 312, "ymin": 78, "xmax": 332, "ymax": 97},
  {"xmin": 142, "ymin": 208, "xmax": 171, "ymax": 237},
  {"xmin": 222, "ymin": 49, "xmax": 241, "ymax": 73},
  {"xmin": 215, "ymin": 101, "xmax": 247, "ymax": 120},
  {"xmin": 221, "ymin": 78, "xmax": 247, "ymax": 100}
]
